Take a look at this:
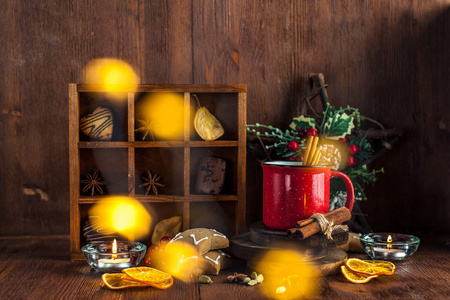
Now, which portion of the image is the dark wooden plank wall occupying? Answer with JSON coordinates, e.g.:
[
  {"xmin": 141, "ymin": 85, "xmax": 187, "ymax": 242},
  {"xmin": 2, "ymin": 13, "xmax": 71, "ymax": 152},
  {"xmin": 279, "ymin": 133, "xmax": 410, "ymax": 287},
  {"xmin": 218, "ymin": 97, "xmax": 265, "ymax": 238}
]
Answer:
[{"xmin": 0, "ymin": 1, "xmax": 448, "ymax": 236}]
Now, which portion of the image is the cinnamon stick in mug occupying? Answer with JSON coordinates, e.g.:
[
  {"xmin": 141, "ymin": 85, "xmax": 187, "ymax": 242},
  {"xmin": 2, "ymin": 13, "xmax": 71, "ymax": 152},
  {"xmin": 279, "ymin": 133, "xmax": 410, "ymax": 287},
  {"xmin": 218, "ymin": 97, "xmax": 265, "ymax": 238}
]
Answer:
[
  {"xmin": 311, "ymin": 150, "xmax": 321, "ymax": 166},
  {"xmin": 302, "ymin": 136, "xmax": 314, "ymax": 166},
  {"xmin": 306, "ymin": 136, "xmax": 319, "ymax": 165}
]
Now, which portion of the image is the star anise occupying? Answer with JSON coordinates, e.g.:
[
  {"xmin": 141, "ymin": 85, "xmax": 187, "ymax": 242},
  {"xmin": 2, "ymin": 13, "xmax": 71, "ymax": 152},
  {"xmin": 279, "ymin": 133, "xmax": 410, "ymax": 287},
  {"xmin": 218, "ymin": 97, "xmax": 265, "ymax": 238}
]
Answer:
[
  {"xmin": 139, "ymin": 170, "xmax": 165, "ymax": 195},
  {"xmin": 81, "ymin": 171, "xmax": 105, "ymax": 196},
  {"xmin": 135, "ymin": 118, "xmax": 155, "ymax": 141}
]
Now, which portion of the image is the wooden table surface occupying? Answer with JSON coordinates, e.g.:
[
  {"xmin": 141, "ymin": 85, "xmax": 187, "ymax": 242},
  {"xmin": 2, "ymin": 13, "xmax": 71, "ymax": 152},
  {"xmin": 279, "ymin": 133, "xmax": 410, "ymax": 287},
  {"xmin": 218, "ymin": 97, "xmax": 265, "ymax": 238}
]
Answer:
[{"xmin": 0, "ymin": 235, "xmax": 448, "ymax": 299}]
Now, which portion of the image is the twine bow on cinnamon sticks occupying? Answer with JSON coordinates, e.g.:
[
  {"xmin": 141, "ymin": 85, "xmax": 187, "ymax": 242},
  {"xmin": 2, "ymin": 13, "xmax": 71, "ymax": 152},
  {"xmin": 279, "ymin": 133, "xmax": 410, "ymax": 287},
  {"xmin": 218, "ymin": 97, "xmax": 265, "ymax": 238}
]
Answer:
[{"xmin": 287, "ymin": 207, "xmax": 352, "ymax": 240}]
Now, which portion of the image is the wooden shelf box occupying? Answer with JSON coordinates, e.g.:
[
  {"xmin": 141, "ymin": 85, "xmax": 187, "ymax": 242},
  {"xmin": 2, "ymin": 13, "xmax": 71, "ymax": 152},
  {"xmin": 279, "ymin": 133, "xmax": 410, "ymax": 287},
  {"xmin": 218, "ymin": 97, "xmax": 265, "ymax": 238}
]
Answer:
[{"xmin": 69, "ymin": 84, "xmax": 247, "ymax": 260}]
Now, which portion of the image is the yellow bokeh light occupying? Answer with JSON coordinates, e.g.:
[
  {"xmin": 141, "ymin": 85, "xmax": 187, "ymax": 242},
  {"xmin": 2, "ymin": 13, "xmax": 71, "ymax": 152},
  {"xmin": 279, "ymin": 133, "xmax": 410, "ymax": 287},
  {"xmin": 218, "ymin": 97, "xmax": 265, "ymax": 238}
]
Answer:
[
  {"xmin": 112, "ymin": 202, "xmax": 137, "ymax": 231},
  {"xmin": 163, "ymin": 242, "xmax": 200, "ymax": 282},
  {"xmin": 255, "ymin": 249, "xmax": 320, "ymax": 299},
  {"xmin": 83, "ymin": 58, "xmax": 139, "ymax": 98},
  {"xmin": 89, "ymin": 196, "xmax": 151, "ymax": 241},
  {"xmin": 137, "ymin": 93, "xmax": 187, "ymax": 140}
]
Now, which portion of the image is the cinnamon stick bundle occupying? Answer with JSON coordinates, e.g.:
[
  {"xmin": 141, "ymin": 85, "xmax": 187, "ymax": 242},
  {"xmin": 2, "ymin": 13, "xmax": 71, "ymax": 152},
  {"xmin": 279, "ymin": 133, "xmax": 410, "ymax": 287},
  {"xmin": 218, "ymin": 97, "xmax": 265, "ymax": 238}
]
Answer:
[{"xmin": 287, "ymin": 207, "xmax": 351, "ymax": 240}]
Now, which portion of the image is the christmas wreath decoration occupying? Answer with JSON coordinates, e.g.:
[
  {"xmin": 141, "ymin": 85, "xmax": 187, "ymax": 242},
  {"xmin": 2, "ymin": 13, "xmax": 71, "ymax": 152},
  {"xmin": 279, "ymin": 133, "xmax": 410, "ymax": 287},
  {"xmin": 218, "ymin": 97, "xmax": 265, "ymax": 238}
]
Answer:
[{"xmin": 247, "ymin": 74, "xmax": 402, "ymax": 232}]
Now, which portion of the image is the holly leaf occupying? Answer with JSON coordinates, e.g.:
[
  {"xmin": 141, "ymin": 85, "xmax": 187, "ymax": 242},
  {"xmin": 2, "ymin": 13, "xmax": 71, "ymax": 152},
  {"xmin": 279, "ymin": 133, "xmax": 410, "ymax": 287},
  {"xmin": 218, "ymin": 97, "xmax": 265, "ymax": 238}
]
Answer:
[
  {"xmin": 323, "ymin": 112, "xmax": 354, "ymax": 140},
  {"xmin": 289, "ymin": 116, "xmax": 316, "ymax": 131}
]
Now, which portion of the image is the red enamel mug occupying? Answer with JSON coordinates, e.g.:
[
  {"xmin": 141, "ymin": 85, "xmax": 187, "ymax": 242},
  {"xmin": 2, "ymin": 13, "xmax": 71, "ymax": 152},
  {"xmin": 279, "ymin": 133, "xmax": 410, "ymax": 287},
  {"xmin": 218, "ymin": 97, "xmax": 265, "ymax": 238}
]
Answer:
[{"xmin": 262, "ymin": 161, "xmax": 354, "ymax": 230}]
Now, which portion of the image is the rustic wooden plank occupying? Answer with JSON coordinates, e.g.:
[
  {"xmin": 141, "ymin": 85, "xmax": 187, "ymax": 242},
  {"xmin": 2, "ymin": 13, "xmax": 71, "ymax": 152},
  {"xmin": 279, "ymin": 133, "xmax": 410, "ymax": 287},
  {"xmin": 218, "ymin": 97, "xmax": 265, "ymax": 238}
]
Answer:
[
  {"xmin": 183, "ymin": 202, "xmax": 190, "ymax": 231},
  {"xmin": 184, "ymin": 195, "xmax": 238, "ymax": 202},
  {"xmin": 192, "ymin": 0, "xmax": 241, "ymax": 84},
  {"xmin": 0, "ymin": 236, "xmax": 449, "ymax": 299},
  {"xmin": 188, "ymin": 141, "xmax": 239, "ymax": 147},
  {"xmin": 183, "ymin": 93, "xmax": 191, "ymax": 232},
  {"xmin": 128, "ymin": 148, "xmax": 136, "ymax": 196},
  {"xmin": 78, "ymin": 84, "xmax": 247, "ymax": 93},
  {"xmin": 0, "ymin": 0, "xmax": 25, "ymax": 236},
  {"xmin": 134, "ymin": 141, "xmax": 186, "ymax": 148},
  {"xmin": 1, "ymin": 0, "xmax": 449, "ymax": 240},
  {"xmin": 237, "ymin": 92, "xmax": 247, "ymax": 233},
  {"xmin": 79, "ymin": 195, "xmax": 238, "ymax": 204},
  {"xmin": 138, "ymin": 1, "xmax": 193, "ymax": 84},
  {"xmin": 128, "ymin": 93, "xmax": 136, "ymax": 195},
  {"xmin": 79, "ymin": 142, "xmax": 131, "ymax": 148},
  {"xmin": 184, "ymin": 92, "xmax": 191, "ymax": 197},
  {"xmin": 69, "ymin": 84, "xmax": 80, "ymax": 260},
  {"xmin": 79, "ymin": 141, "xmax": 240, "ymax": 148}
]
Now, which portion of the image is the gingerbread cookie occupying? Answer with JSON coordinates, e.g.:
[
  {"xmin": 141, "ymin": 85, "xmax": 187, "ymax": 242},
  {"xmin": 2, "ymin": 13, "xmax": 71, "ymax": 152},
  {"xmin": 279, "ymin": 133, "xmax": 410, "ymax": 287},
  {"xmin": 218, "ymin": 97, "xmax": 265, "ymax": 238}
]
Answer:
[
  {"xmin": 167, "ymin": 228, "xmax": 229, "ymax": 255},
  {"xmin": 200, "ymin": 250, "xmax": 231, "ymax": 275},
  {"xmin": 171, "ymin": 250, "xmax": 231, "ymax": 278}
]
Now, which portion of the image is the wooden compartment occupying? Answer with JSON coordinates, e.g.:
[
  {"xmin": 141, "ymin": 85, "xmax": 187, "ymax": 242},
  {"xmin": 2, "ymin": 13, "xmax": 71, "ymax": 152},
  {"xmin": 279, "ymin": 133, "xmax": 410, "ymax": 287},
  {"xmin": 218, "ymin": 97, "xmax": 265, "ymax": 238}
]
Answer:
[
  {"xmin": 134, "ymin": 92, "xmax": 185, "ymax": 141},
  {"xmin": 190, "ymin": 93, "xmax": 238, "ymax": 141},
  {"xmin": 69, "ymin": 84, "xmax": 246, "ymax": 260},
  {"xmin": 189, "ymin": 147, "xmax": 237, "ymax": 195},
  {"xmin": 78, "ymin": 92, "xmax": 128, "ymax": 142},
  {"xmin": 79, "ymin": 148, "xmax": 128, "ymax": 196},
  {"xmin": 135, "ymin": 147, "xmax": 184, "ymax": 196}
]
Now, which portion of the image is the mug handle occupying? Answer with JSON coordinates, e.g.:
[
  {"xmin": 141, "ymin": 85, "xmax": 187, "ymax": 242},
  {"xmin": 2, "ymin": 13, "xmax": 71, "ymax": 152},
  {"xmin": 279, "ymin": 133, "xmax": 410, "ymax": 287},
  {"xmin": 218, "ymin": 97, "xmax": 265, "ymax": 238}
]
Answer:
[{"xmin": 330, "ymin": 170, "xmax": 355, "ymax": 212}]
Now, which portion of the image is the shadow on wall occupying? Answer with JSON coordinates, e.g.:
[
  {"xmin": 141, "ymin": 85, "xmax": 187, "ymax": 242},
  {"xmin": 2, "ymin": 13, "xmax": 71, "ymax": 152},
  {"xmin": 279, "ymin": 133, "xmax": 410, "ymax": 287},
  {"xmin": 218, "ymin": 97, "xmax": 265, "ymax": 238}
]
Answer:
[{"xmin": 362, "ymin": 5, "xmax": 450, "ymax": 233}]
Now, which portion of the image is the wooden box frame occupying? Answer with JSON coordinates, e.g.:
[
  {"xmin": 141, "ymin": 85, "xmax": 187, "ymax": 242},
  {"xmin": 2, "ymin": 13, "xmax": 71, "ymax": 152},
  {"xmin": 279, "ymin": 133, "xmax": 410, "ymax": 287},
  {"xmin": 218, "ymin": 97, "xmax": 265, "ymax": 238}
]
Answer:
[{"xmin": 69, "ymin": 84, "xmax": 247, "ymax": 260}]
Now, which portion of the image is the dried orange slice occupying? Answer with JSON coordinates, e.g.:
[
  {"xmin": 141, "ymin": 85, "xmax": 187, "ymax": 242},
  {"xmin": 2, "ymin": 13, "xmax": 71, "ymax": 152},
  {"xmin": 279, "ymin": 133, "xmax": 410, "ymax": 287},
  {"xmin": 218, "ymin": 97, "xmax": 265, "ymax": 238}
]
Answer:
[
  {"xmin": 122, "ymin": 274, "xmax": 174, "ymax": 289},
  {"xmin": 347, "ymin": 258, "xmax": 395, "ymax": 276},
  {"xmin": 362, "ymin": 260, "xmax": 396, "ymax": 274},
  {"xmin": 102, "ymin": 273, "xmax": 150, "ymax": 290},
  {"xmin": 341, "ymin": 266, "xmax": 378, "ymax": 284},
  {"xmin": 122, "ymin": 266, "xmax": 172, "ymax": 284},
  {"xmin": 149, "ymin": 276, "xmax": 173, "ymax": 289}
]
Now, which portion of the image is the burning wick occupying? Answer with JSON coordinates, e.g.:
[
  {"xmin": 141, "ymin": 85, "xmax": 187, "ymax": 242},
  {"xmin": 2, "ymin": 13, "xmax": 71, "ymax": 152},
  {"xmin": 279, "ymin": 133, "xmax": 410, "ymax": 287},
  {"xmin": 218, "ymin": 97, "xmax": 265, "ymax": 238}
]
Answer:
[
  {"xmin": 387, "ymin": 235, "xmax": 392, "ymax": 250},
  {"xmin": 112, "ymin": 239, "xmax": 117, "ymax": 259}
]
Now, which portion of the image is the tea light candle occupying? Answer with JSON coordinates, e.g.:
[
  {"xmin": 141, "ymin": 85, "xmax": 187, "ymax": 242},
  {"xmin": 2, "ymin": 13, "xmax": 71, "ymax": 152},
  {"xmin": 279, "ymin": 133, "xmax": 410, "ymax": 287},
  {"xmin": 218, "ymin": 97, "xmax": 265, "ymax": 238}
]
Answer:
[
  {"xmin": 360, "ymin": 233, "xmax": 420, "ymax": 261},
  {"xmin": 370, "ymin": 235, "xmax": 406, "ymax": 259},
  {"xmin": 97, "ymin": 239, "xmax": 131, "ymax": 268},
  {"xmin": 82, "ymin": 240, "xmax": 147, "ymax": 272}
]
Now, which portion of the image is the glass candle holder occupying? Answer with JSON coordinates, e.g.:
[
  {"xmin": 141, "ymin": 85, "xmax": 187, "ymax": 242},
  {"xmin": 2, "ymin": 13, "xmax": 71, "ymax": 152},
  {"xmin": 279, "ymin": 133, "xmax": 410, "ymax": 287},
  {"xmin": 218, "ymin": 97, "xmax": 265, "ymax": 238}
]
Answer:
[
  {"xmin": 81, "ymin": 240, "xmax": 147, "ymax": 272},
  {"xmin": 360, "ymin": 233, "xmax": 420, "ymax": 261}
]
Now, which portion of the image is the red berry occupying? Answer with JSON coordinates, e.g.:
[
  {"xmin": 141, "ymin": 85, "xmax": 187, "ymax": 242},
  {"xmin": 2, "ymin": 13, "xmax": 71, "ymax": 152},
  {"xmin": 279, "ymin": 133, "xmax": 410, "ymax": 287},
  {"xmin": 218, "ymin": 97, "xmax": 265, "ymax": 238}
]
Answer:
[
  {"xmin": 148, "ymin": 244, "xmax": 160, "ymax": 254},
  {"xmin": 298, "ymin": 128, "xmax": 308, "ymax": 138},
  {"xmin": 348, "ymin": 144, "xmax": 358, "ymax": 155},
  {"xmin": 159, "ymin": 236, "xmax": 172, "ymax": 248},
  {"xmin": 287, "ymin": 141, "xmax": 298, "ymax": 151},
  {"xmin": 307, "ymin": 129, "xmax": 318, "ymax": 137},
  {"xmin": 145, "ymin": 257, "xmax": 152, "ymax": 266},
  {"xmin": 341, "ymin": 136, "xmax": 348, "ymax": 143},
  {"xmin": 348, "ymin": 156, "xmax": 357, "ymax": 167},
  {"xmin": 289, "ymin": 155, "xmax": 297, "ymax": 161}
]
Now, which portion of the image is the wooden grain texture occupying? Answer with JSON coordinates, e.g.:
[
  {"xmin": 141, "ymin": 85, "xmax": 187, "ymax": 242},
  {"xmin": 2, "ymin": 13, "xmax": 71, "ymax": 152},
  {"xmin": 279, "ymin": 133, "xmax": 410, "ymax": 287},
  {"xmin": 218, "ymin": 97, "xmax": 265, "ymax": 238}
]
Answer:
[
  {"xmin": 128, "ymin": 92, "xmax": 136, "ymax": 195},
  {"xmin": 0, "ymin": 236, "xmax": 448, "ymax": 299},
  {"xmin": 0, "ymin": 0, "xmax": 449, "ymax": 236},
  {"xmin": 68, "ymin": 84, "xmax": 80, "ymax": 258}
]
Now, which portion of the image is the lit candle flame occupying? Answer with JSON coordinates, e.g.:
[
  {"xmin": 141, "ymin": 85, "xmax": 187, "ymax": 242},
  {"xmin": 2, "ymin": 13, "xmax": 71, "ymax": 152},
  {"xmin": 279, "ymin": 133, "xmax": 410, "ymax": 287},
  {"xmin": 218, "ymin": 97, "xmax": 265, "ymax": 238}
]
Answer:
[
  {"xmin": 112, "ymin": 239, "xmax": 117, "ymax": 259},
  {"xmin": 387, "ymin": 235, "xmax": 392, "ymax": 250}
]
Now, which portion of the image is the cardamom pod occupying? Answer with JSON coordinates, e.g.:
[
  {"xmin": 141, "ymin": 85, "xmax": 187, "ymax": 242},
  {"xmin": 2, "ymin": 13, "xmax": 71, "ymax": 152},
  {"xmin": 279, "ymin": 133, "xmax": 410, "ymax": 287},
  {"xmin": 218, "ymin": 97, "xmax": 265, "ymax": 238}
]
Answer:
[
  {"xmin": 247, "ymin": 279, "xmax": 258, "ymax": 286},
  {"xmin": 256, "ymin": 274, "xmax": 264, "ymax": 283},
  {"xmin": 199, "ymin": 275, "xmax": 212, "ymax": 284}
]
